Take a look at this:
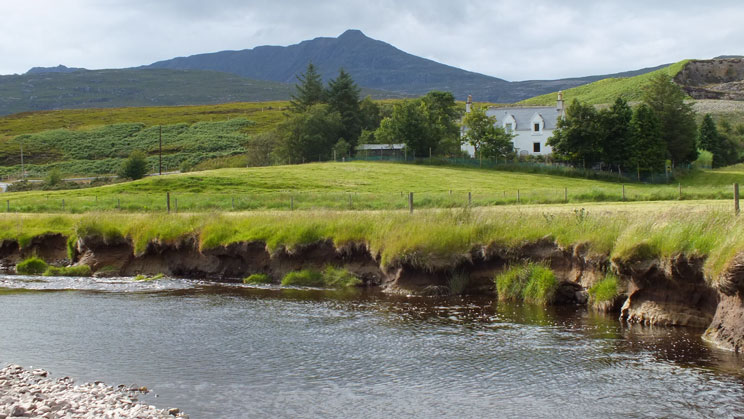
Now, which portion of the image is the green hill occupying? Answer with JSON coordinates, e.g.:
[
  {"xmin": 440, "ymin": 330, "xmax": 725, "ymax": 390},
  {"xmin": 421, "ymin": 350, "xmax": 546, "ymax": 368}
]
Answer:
[{"xmin": 518, "ymin": 60, "xmax": 690, "ymax": 106}]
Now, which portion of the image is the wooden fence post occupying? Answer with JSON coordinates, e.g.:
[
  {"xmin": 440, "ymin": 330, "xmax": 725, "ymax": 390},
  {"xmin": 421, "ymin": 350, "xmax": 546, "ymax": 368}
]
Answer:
[
  {"xmin": 564, "ymin": 187, "xmax": 568, "ymax": 203},
  {"xmin": 166, "ymin": 192, "xmax": 171, "ymax": 213},
  {"xmin": 622, "ymin": 185, "xmax": 625, "ymax": 201},
  {"xmin": 409, "ymin": 192, "xmax": 413, "ymax": 214},
  {"xmin": 232, "ymin": 197, "xmax": 235, "ymax": 210},
  {"xmin": 678, "ymin": 183, "xmax": 682, "ymax": 200},
  {"xmin": 517, "ymin": 189, "xmax": 520, "ymax": 204},
  {"xmin": 735, "ymin": 183, "xmax": 740, "ymax": 215},
  {"xmin": 175, "ymin": 198, "xmax": 178, "ymax": 213},
  {"xmin": 348, "ymin": 193, "xmax": 352, "ymax": 209},
  {"xmin": 62, "ymin": 199, "xmax": 65, "ymax": 211},
  {"xmin": 6, "ymin": 200, "xmax": 8, "ymax": 212},
  {"xmin": 117, "ymin": 198, "xmax": 120, "ymax": 210},
  {"xmin": 468, "ymin": 191, "xmax": 472, "ymax": 206}
]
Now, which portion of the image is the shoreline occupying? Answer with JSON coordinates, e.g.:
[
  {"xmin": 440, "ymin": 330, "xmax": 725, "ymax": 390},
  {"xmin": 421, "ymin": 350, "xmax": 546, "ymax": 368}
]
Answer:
[
  {"xmin": 1, "ymin": 207, "xmax": 744, "ymax": 352},
  {"xmin": 0, "ymin": 364, "xmax": 185, "ymax": 418}
]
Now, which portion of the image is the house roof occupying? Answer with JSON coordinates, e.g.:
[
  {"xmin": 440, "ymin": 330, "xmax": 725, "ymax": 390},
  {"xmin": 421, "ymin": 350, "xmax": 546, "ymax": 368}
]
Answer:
[{"xmin": 486, "ymin": 106, "xmax": 562, "ymax": 131}]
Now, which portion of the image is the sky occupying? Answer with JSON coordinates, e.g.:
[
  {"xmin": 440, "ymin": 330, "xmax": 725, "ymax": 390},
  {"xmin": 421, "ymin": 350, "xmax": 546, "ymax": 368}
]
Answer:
[{"xmin": 2, "ymin": 0, "xmax": 743, "ymax": 81}]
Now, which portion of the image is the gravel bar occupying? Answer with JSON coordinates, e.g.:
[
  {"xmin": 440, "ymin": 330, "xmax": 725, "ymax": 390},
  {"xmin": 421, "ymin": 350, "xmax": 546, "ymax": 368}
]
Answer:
[{"xmin": 0, "ymin": 364, "xmax": 187, "ymax": 418}]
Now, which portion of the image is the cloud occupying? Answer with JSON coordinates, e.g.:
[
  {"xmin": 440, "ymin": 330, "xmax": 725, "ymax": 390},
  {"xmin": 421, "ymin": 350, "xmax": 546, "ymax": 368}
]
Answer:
[{"xmin": 1, "ymin": 0, "xmax": 742, "ymax": 80}]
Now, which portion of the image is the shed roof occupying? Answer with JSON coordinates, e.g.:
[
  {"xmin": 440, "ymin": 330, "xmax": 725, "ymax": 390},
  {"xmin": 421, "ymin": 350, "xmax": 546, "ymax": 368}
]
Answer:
[{"xmin": 357, "ymin": 143, "xmax": 406, "ymax": 150}]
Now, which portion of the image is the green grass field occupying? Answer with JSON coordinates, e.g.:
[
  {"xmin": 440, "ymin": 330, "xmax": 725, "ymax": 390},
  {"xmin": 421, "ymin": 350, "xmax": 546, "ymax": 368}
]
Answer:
[
  {"xmin": 1, "ymin": 162, "xmax": 741, "ymax": 213},
  {"xmin": 518, "ymin": 60, "xmax": 689, "ymax": 106}
]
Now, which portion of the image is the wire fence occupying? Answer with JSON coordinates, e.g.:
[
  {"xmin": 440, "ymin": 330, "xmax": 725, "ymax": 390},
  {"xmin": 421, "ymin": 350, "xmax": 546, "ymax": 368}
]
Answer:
[{"xmin": 1, "ymin": 184, "xmax": 738, "ymax": 214}]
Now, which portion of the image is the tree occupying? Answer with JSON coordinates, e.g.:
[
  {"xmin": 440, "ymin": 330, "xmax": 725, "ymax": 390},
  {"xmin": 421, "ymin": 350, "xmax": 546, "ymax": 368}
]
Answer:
[
  {"xmin": 333, "ymin": 139, "xmax": 351, "ymax": 159},
  {"xmin": 462, "ymin": 105, "xmax": 513, "ymax": 159},
  {"xmin": 374, "ymin": 100, "xmax": 433, "ymax": 157},
  {"xmin": 698, "ymin": 114, "xmax": 723, "ymax": 167},
  {"xmin": 599, "ymin": 97, "xmax": 633, "ymax": 171},
  {"xmin": 359, "ymin": 96, "xmax": 382, "ymax": 131},
  {"xmin": 642, "ymin": 73, "xmax": 698, "ymax": 165},
  {"xmin": 421, "ymin": 91, "xmax": 461, "ymax": 155},
  {"xmin": 326, "ymin": 69, "xmax": 362, "ymax": 150},
  {"xmin": 547, "ymin": 99, "xmax": 603, "ymax": 167},
  {"xmin": 246, "ymin": 131, "xmax": 278, "ymax": 167},
  {"xmin": 274, "ymin": 104, "xmax": 343, "ymax": 164},
  {"xmin": 288, "ymin": 63, "xmax": 325, "ymax": 114},
  {"xmin": 629, "ymin": 104, "xmax": 666, "ymax": 173},
  {"xmin": 119, "ymin": 150, "xmax": 148, "ymax": 180}
]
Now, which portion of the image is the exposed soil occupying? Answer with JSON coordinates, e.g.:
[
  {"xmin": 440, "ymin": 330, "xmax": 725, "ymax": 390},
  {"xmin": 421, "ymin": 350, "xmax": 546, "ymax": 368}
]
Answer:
[{"xmin": 676, "ymin": 59, "xmax": 744, "ymax": 100}]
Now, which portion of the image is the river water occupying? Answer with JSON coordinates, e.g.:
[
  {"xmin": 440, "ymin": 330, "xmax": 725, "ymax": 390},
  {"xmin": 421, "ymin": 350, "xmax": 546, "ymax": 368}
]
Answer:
[{"xmin": 1, "ymin": 275, "xmax": 743, "ymax": 418}]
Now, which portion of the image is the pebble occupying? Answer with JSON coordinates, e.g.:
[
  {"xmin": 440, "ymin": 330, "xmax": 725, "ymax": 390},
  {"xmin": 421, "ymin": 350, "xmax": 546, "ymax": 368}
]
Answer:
[{"xmin": 0, "ymin": 364, "xmax": 186, "ymax": 418}]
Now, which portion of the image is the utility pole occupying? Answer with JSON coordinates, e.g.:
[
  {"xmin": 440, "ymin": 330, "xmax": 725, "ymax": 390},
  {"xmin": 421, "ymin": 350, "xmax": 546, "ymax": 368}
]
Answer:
[
  {"xmin": 159, "ymin": 125, "xmax": 163, "ymax": 175},
  {"xmin": 19, "ymin": 142, "xmax": 24, "ymax": 181}
]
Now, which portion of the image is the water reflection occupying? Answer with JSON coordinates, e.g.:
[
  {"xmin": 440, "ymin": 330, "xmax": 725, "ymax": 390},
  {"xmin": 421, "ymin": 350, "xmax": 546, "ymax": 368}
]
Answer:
[{"xmin": 0, "ymin": 275, "xmax": 743, "ymax": 418}]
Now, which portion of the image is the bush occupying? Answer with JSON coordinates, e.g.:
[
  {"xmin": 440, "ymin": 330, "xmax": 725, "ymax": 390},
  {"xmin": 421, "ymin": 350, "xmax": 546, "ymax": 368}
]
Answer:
[
  {"xmin": 588, "ymin": 274, "xmax": 619, "ymax": 304},
  {"xmin": 43, "ymin": 265, "xmax": 92, "ymax": 277},
  {"xmin": 44, "ymin": 169, "xmax": 62, "ymax": 187},
  {"xmin": 16, "ymin": 256, "xmax": 49, "ymax": 275},
  {"xmin": 495, "ymin": 262, "xmax": 557, "ymax": 305},
  {"xmin": 119, "ymin": 150, "xmax": 148, "ymax": 180},
  {"xmin": 243, "ymin": 273, "xmax": 273, "ymax": 284},
  {"xmin": 281, "ymin": 269, "xmax": 325, "ymax": 287}
]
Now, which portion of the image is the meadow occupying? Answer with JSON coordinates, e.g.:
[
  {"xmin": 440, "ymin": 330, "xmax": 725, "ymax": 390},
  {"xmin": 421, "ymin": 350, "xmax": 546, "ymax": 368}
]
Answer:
[{"xmin": 1, "ymin": 162, "xmax": 741, "ymax": 213}]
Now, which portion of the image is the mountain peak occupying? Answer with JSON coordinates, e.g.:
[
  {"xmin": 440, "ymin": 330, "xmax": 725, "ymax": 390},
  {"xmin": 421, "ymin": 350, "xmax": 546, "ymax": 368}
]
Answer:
[
  {"xmin": 338, "ymin": 29, "xmax": 367, "ymax": 40},
  {"xmin": 26, "ymin": 65, "xmax": 85, "ymax": 75}
]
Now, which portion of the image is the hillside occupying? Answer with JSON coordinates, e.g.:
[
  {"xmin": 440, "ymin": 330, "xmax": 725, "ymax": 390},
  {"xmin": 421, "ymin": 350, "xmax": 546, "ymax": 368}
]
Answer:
[
  {"xmin": 518, "ymin": 61, "xmax": 690, "ymax": 106},
  {"xmin": 147, "ymin": 29, "xmax": 665, "ymax": 103},
  {"xmin": 0, "ymin": 67, "xmax": 403, "ymax": 117},
  {"xmin": 1, "ymin": 162, "xmax": 736, "ymax": 213}
]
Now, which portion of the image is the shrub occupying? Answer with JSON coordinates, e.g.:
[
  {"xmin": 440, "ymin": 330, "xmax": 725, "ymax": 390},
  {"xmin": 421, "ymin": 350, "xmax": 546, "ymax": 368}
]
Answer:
[
  {"xmin": 323, "ymin": 266, "xmax": 362, "ymax": 288},
  {"xmin": 281, "ymin": 269, "xmax": 325, "ymax": 287},
  {"xmin": 447, "ymin": 271, "xmax": 470, "ymax": 295},
  {"xmin": 119, "ymin": 150, "xmax": 148, "ymax": 180},
  {"xmin": 43, "ymin": 265, "xmax": 92, "ymax": 277},
  {"xmin": 44, "ymin": 169, "xmax": 62, "ymax": 187},
  {"xmin": 16, "ymin": 256, "xmax": 48, "ymax": 275},
  {"xmin": 243, "ymin": 273, "xmax": 273, "ymax": 284},
  {"xmin": 495, "ymin": 262, "xmax": 557, "ymax": 306},
  {"xmin": 588, "ymin": 274, "xmax": 620, "ymax": 304}
]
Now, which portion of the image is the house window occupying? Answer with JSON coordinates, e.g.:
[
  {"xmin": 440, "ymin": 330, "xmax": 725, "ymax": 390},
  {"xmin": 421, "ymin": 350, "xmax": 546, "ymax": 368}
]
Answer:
[
  {"xmin": 505, "ymin": 123, "xmax": 513, "ymax": 133},
  {"xmin": 534, "ymin": 123, "xmax": 540, "ymax": 132},
  {"xmin": 533, "ymin": 142, "xmax": 541, "ymax": 153}
]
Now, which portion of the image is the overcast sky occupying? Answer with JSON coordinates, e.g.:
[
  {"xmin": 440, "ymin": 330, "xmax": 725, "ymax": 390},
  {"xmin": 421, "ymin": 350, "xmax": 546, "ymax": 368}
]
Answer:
[{"xmin": 2, "ymin": 0, "xmax": 743, "ymax": 80}]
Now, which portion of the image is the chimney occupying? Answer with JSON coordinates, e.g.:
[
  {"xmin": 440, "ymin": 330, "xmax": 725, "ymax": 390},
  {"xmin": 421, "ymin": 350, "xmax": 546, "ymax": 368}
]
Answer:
[
  {"xmin": 556, "ymin": 91, "xmax": 564, "ymax": 116},
  {"xmin": 466, "ymin": 95, "xmax": 473, "ymax": 113}
]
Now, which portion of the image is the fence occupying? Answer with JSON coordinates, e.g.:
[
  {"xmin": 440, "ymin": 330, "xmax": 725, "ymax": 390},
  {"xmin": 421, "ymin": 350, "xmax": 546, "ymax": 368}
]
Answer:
[{"xmin": 2, "ymin": 183, "xmax": 738, "ymax": 214}]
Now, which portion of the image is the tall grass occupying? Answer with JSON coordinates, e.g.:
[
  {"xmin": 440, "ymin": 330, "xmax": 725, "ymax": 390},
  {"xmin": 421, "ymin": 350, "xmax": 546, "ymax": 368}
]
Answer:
[
  {"xmin": 496, "ymin": 263, "xmax": 558, "ymax": 305},
  {"xmin": 1, "ymin": 204, "xmax": 743, "ymax": 286}
]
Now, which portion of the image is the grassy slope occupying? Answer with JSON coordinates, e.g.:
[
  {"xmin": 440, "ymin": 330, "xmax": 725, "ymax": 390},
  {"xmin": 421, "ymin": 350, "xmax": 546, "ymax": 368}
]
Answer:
[
  {"xmin": 0, "ymin": 101, "xmax": 288, "ymax": 138},
  {"xmin": 518, "ymin": 60, "xmax": 690, "ymax": 106},
  {"xmin": 2, "ymin": 202, "xmax": 740, "ymax": 282},
  {"xmin": 681, "ymin": 165, "xmax": 744, "ymax": 186},
  {"xmin": 1, "ymin": 162, "xmax": 736, "ymax": 212}
]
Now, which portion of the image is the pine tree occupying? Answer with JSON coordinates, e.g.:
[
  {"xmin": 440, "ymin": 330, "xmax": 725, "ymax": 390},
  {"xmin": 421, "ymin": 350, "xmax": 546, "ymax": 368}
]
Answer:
[
  {"xmin": 642, "ymin": 73, "xmax": 698, "ymax": 165},
  {"xmin": 326, "ymin": 69, "xmax": 362, "ymax": 149},
  {"xmin": 547, "ymin": 99, "xmax": 602, "ymax": 167},
  {"xmin": 629, "ymin": 104, "xmax": 666, "ymax": 174},
  {"xmin": 698, "ymin": 114, "xmax": 723, "ymax": 167},
  {"xmin": 288, "ymin": 63, "xmax": 325, "ymax": 114},
  {"xmin": 599, "ymin": 97, "xmax": 633, "ymax": 171}
]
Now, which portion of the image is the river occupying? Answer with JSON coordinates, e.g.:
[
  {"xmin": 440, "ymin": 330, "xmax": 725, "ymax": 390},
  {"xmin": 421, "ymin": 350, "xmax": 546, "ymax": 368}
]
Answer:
[{"xmin": 1, "ymin": 275, "xmax": 743, "ymax": 418}]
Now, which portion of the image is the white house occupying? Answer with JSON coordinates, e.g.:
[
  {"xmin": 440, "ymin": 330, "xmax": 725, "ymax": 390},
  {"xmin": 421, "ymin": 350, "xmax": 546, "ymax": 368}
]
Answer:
[{"xmin": 462, "ymin": 92, "xmax": 565, "ymax": 157}]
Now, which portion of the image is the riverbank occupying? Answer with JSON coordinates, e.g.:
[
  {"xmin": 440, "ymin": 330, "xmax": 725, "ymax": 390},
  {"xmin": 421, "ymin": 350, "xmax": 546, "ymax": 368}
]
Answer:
[
  {"xmin": 0, "ymin": 364, "xmax": 185, "ymax": 418},
  {"xmin": 2, "ymin": 202, "xmax": 744, "ymax": 351}
]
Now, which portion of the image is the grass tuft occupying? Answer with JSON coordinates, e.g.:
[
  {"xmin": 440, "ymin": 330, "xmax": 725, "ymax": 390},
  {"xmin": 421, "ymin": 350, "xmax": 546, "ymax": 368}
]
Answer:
[
  {"xmin": 16, "ymin": 256, "xmax": 48, "ymax": 275},
  {"xmin": 243, "ymin": 273, "xmax": 273, "ymax": 285},
  {"xmin": 281, "ymin": 269, "xmax": 325, "ymax": 287},
  {"xmin": 496, "ymin": 262, "xmax": 557, "ymax": 305},
  {"xmin": 43, "ymin": 265, "xmax": 92, "ymax": 277},
  {"xmin": 588, "ymin": 274, "xmax": 620, "ymax": 304}
]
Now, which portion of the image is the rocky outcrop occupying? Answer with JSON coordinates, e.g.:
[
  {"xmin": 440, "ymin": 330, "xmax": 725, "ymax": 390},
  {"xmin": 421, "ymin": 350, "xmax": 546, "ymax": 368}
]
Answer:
[{"xmin": 675, "ymin": 59, "xmax": 744, "ymax": 100}]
